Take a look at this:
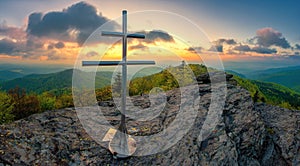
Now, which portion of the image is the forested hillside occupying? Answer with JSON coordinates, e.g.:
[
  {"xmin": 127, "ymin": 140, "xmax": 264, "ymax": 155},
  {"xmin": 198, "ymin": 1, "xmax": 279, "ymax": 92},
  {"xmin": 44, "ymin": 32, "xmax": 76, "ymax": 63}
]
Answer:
[
  {"xmin": 0, "ymin": 69, "xmax": 113, "ymax": 95},
  {"xmin": 234, "ymin": 76, "xmax": 300, "ymax": 110},
  {"xmin": 242, "ymin": 66, "xmax": 300, "ymax": 93},
  {"xmin": 1, "ymin": 64, "xmax": 299, "ymax": 125}
]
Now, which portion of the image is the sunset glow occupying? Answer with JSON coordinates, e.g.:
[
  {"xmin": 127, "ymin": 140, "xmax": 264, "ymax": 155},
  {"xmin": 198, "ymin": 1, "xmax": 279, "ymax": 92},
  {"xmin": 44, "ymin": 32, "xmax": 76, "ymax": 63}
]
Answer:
[{"xmin": 0, "ymin": 0, "xmax": 299, "ymax": 68}]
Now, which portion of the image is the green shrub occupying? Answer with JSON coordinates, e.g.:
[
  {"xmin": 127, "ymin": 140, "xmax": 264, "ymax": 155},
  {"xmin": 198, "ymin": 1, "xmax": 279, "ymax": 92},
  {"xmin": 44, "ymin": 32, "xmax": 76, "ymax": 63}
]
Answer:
[
  {"xmin": 55, "ymin": 94, "xmax": 74, "ymax": 109},
  {"xmin": 38, "ymin": 92, "xmax": 56, "ymax": 111},
  {"xmin": 8, "ymin": 87, "xmax": 40, "ymax": 120},
  {"xmin": 0, "ymin": 91, "xmax": 14, "ymax": 124}
]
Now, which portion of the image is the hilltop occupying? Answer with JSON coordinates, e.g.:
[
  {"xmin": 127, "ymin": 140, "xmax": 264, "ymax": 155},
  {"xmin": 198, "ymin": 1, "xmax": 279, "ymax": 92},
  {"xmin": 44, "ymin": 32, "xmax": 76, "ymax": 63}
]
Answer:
[
  {"xmin": 0, "ymin": 75, "xmax": 299, "ymax": 165},
  {"xmin": 1, "ymin": 63, "xmax": 300, "ymax": 127}
]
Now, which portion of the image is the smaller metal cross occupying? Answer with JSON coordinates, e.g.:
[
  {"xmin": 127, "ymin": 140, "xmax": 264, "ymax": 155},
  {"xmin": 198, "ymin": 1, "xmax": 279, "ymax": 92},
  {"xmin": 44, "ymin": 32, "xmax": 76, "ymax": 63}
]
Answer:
[{"xmin": 82, "ymin": 10, "xmax": 155, "ymax": 158}]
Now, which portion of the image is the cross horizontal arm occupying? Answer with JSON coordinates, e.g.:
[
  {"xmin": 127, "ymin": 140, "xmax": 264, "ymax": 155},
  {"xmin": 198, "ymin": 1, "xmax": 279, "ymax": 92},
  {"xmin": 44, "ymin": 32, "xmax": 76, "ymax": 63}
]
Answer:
[
  {"xmin": 127, "ymin": 33, "xmax": 145, "ymax": 39},
  {"xmin": 102, "ymin": 31, "xmax": 124, "ymax": 37},
  {"xmin": 82, "ymin": 61, "xmax": 155, "ymax": 66},
  {"xmin": 101, "ymin": 31, "xmax": 145, "ymax": 39}
]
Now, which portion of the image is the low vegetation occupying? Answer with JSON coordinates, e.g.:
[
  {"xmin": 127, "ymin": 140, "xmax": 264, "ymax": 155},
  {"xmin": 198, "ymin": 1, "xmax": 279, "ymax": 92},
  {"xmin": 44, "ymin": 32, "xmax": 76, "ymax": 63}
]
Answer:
[
  {"xmin": 0, "ymin": 64, "xmax": 299, "ymax": 124},
  {"xmin": 0, "ymin": 86, "xmax": 74, "ymax": 124},
  {"xmin": 234, "ymin": 75, "xmax": 300, "ymax": 110}
]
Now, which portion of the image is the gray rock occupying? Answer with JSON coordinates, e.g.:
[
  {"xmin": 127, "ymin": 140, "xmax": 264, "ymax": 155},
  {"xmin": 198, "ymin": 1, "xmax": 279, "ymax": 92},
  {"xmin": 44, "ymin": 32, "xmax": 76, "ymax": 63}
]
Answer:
[
  {"xmin": 197, "ymin": 72, "xmax": 237, "ymax": 85},
  {"xmin": 0, "ymin": 84, "xmax": 299, "ymax": 165}
]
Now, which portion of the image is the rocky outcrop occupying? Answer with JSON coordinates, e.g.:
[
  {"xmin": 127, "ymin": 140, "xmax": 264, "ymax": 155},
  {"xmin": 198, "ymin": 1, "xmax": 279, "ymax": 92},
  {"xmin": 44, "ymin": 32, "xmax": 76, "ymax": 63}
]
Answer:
[
  {"xmin": 197, "ymin": 72, "xmax": 237, "ymax": 85},
  {"xmin": 255, "ymin": 103, "xmax": 300, "ymax": 165},
  {"xmin": 0, "ymin": 83, "xmax": 299, "ymax": 165}
]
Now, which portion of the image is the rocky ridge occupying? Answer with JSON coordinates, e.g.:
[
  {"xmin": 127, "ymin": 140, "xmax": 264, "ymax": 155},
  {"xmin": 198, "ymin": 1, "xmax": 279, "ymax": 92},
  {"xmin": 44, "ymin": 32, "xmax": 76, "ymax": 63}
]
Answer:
[{"xmin": 0, "ymin": 74, "xmax": 299, "ymax": 165}]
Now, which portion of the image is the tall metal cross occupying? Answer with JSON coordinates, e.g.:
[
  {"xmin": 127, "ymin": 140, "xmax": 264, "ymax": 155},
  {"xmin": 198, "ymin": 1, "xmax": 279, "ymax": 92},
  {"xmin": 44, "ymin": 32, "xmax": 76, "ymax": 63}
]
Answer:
[{"xmin": 82, "ymin": 10, "xmax": 155, "ymax": 158}]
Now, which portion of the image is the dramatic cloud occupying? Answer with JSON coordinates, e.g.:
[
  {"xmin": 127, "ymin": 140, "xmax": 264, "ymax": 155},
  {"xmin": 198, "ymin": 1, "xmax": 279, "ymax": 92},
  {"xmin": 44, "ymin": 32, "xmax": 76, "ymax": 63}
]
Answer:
[
  {"xmin": 208, "ymin": 45, "xmax": 223, "ymax": 52},
  {"xmin": 232, "ymin": 44, "xmax": 277, "ymax": 54},
  {"xmin": 0, "ymin": 2, "xmax": 118, "ymax": 61},
  {"xmin": 0, "ymin": 38, "xmax": 17, "ymax": 54},
  {"xmin": 186, "ymin": 46, "xmax": 203, "ymax": 53},
  {"xmin": 295, "ymin": 44, "xmax": 300, "ymax": 50},
  {"xmin": 0, "ymin": 21, "xmax": 26, "ymax": 40},
  {"xmin": 215, "ymin": 38, "xmax": 237, "ymax": 45},
  {"xmin": 27, "ymin": 1, "xmax": 117, "ymax": 45},
  {"xmin": 85, "ymin": 51, "xmax": 98, "ymax": 57},
  {"xmin": 233, "ymin": 45, "xmax": 251, "ymax": 52},
  {"xmin": 254, "ymin": 27, "xmax": 290, "ymax": 48},
  {"xmin": 137, "ymin": 30, "xmax": 174, "ymax": 43},
  {"xmin": 207, "ymin": 38, "xmax": 236, "ymax": 53},
  {"xmin": 47, "ymin": 42, "xmax": 65, "ymax": 50},
  {"xmin": 47, "ymin": 45, "xmax": 54, "ymax": 50},
  {"xmin": 0, "ymin": 36, "xmax": 51, "ymax": 58},
  {"xmin": 129, "ymin": 43, "xmax": 148, "ymax": 51},
  {"xmin": 250, "ymin": 46, "xmax": 277, "ymax": 54},
  {"xmin": 54, "ymin": 42, "xmax": 65, "ymax": 49},
  {"xmin": 126, "ymin": 30, "xmax": 174, "ymax": 50},
  {"xmin": 26, "ymin": 36, "xmax": 44, "ymax": 49}
]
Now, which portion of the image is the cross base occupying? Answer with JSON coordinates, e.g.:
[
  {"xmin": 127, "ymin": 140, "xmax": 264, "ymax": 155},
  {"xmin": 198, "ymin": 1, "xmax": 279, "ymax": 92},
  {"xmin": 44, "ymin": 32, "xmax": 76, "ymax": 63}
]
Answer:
[{"xmin": 109, "ymin": 134, "xmax": 136, "ymax": 159}]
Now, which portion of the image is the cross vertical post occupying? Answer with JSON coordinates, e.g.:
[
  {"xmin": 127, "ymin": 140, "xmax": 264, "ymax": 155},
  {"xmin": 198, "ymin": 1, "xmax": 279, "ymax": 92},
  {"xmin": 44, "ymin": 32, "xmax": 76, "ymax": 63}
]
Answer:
[
  {"xmin": 82, "ymin": 10, "xmax": 155, "ymax": 158},
  {"xmin": 120, "ymin": 10, "xmax": 127, "ymax": 138}
]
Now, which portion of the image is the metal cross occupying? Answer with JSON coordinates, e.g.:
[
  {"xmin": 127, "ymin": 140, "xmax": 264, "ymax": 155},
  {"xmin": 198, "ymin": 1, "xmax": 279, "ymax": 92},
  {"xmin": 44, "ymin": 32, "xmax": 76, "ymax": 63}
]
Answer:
[{"xmin": 82, "ymin": 10, "xmax": 155, "ymax": 158}]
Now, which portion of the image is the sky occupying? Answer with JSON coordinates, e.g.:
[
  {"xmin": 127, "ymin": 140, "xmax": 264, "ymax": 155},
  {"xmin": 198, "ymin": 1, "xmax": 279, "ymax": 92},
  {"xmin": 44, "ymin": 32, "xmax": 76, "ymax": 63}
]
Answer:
[{"xmin": 0, "ymin": 0, "xmax": 300, "ymax": 69}]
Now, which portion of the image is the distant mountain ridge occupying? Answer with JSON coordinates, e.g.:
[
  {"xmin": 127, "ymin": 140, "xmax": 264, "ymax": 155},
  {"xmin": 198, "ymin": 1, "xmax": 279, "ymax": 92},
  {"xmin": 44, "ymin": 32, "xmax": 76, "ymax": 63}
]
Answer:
[
  {"xmin": 249, "ymin": 65, "xmax": 300, "ymax": 75},
  {"xmin": 0, "ymin": 63, "xmax": 71, "ymax": 75},
  {"xmin": 0, "ymin": 69, "xmax": 113, "ymax": 94},
  {"xmin": 1, "ymin": 64, "xmax": 300, "ymax": 110},
  {"xmin": 0, "ymin": 67, "xmax": 163, "ymax": 94},
  {"xmin": 244, "ymin": 66, "xmax": 300, "ymax": 93},
  {"xmin": 0, "ymin": 70, "xmax": 25, "ymax": 82}
]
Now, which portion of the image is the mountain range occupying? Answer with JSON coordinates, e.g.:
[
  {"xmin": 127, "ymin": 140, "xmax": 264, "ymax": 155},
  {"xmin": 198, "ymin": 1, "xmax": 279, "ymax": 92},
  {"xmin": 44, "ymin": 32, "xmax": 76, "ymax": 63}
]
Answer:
[
  {"xmin": 246, "ymin": 66, "xmax": 300, "ymax": 93},
  {"xmin": 0, "ymin": 70, "xmax": 25, "ymax": 82},
  {"xmin": 1, "ymin": 64, "xmax": 300, "ymax": 109},
  {"xmin": 0, "ymin": 69, "xmax": 113, "ymax": 94}
]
